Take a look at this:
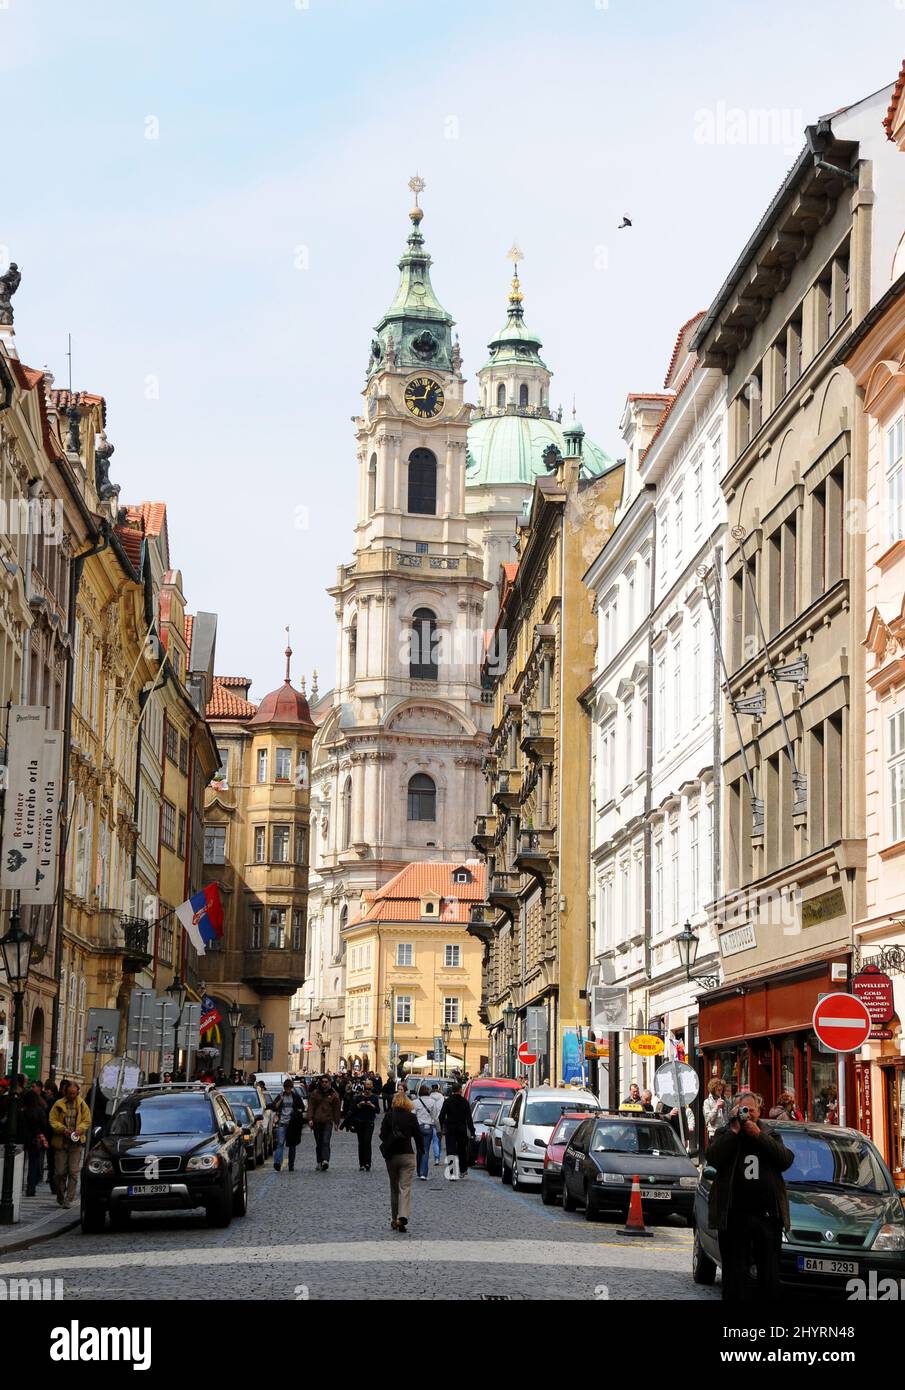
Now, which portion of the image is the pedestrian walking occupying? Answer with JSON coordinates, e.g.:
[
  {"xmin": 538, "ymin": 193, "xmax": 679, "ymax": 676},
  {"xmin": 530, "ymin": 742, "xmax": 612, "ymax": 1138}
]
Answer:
[
  {"xmin": 707, "ymin": 1090, "xmax": 794, "ymax": 1300},
  {"xmin": 379, "ymin": 1091, "xmax": 423, "ymax": 1233},
  {"xmin": 21, "ymin": 1084, "xmax": 50, "ymax": 1196},
  {"xmin": 413, "ymin": 1085, "xmax": 435, "ymax": 1180},
  {"xmin": 349, "ymin": 1080, "xmax": 381, "ymax": 1170},
  {"xmin": 622, "ymin": 1082, "xmax": 643, "ymax": 1106},
  {"xmin": 438, "ymin": 1082, "xmax": 475, "ymax": 1178},
  {"xmin": 49, "ymin": 1081, "xmax": 91, "ymax": 1208},
  {"xmin": 272, "ymin": 1077, "xmax": 306, "ymax": 1172},
  {"xmin": 307, "ymin": 1074, "xmax": 341, "ymax": 1170},
  {"xmin": 427, "ymin": 1084, "xmax": 444, "ymax": 1166},
  {"xmin": 703, "ymin": 1077, "xmax": 730, "ymax": 1145},
  {"xmin": 381, "ymin": 1075, "xmax": 395, "ymax": 1112}
]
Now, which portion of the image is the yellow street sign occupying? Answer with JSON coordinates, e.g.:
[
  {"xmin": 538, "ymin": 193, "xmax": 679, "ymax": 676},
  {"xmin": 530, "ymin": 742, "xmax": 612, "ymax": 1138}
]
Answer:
[{"xmin": 629, "ymin": 1033, "xmax": 665, "ymax": 1056}]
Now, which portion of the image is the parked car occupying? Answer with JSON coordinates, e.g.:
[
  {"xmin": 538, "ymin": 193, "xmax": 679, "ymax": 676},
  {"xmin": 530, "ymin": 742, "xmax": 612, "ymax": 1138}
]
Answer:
[
  {"xmin": 483, "ymin": 1099, "xmax": 510, "ymax": 1177},
  {"xmin": 560, "ymin": 1112, "xmax": 698, "ymax": 1222},
  {"xmin": 499, "ymin": 1086, "xmax": 601, "ymax": 1190},
  {"xmin": 81, "ymin": 1083, "xmax": 248, "ymax": 1233},
  {"xmin": 471, "ymin": 1097, "xmax": 508, "ymax": 1168},
  {"xmin": 540, "ymin": 1111, "xmax": 600, "ymax": 1205},
  {"xmin": 229, "ymin": 1101, "xmax": 265, "ymax": 1169},
  {"xmin": 463, "ymin": 1076, "xmax": 523, "ymax": 1109},
  {"xmin": 219, "ymin": 1085, "xmax": 276, "ymax": 1156},
  {"xmin": 693, "ymin": 1122, "xmax": 905, "ymax": 1293},
  {"xmin": 404, "ymin": 1075, "xmax": 458, "ymax": 1098},
  {"xmin": 252, "ymin": 1071, "xmax": 290, "ymax": 1093}
]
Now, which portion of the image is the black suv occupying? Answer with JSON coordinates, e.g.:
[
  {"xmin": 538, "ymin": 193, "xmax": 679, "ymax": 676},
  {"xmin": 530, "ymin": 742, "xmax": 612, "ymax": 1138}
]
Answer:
[{"xmin": 81, "ymin": 1083, "xmax": 248, "ymax": 1233}]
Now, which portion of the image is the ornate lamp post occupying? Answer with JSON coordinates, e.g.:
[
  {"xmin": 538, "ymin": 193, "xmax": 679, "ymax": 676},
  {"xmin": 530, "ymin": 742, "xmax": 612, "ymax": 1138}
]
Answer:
[
  {"xmin": 166, "ymin": 975, "xmax": 188, "ymax": 1077},
  {"xmin": 459, "ymin": 1017, "xmax": 472, "ymax": 1081},
  {"xmin": 253, "ymin": 1019, "xmax": 265, "ymax": 1075},
  {"xmin": 226, "ymin": 999, "xmax": 242, "ymax": 1075},
  {"xmin": 502, "ymin": 1003, "xmax": 516, "ymax": 1078},
  {"xmin": 675, "ymin": 920, "xmax": 721, "ymax": 990},
  {"xmin": 0, "ymin": 915, "xmax": 33, "ymax": 1224},
  {"xmin": 440, "ymin": 1022, "xmax": 452, "ymax": 1079}
]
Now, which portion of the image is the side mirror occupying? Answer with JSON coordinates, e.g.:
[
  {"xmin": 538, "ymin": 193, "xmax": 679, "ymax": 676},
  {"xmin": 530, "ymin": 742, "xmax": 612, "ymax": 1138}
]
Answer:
[
  {"xmin": 222, "ymin": 1121, "xmax": 237, "ymax": 1136},
  {"xmin": 502, "ymin": 1117, "xmax": 516, "ymax": 1128},
  {"xmin": 533, "ymin": 1137, "xmax": 547, "ymax": 1148}
]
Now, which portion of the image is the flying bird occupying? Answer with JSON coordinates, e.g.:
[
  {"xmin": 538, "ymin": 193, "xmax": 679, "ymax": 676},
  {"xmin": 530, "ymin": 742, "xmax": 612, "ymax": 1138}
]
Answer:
[{"xmin": 618, "ymin": 216, "xmax": 632, "ymax": 229}]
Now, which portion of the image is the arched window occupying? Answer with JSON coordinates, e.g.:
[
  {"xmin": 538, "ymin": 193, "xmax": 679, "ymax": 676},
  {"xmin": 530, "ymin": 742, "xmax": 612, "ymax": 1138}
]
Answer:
[
  {"xmin": 410, "ymin": 608, "xmax": 438, "ymax": 681},
  {"xmin": 519, "ymin": 383, "xmax": 529, "ymax": 408},
  {"xmin": 408, "ymin": 773, "xmax": 437, "ymax": 822},
  {"xmin": 497, "ymin": 383, "xmax": 506, "ymax": 410},
  {"xmin": 337, "ymin": 905, "xmax": 348, "ymax": 962},
  {"xmin": 367, "ymin": 453, "xmax": 377, "ymax": 514},
  {"xmin": 407, "ymin": 448, "xmax": 437, "ymax": 515},
  {"xmin": 341, "ymin": 775, "xmax": 352, "ymax": 849},
  {"xmin": 348, "ymin": 618, "xmax": 357, "ymax": 683}
]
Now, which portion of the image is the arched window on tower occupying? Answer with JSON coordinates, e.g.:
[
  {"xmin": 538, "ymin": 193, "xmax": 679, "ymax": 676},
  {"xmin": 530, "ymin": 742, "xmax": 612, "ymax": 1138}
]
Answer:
[
  {"xmin": 410, "ymin": 608, "xmax": 438, "ymax": 681},
  {"xmin": 341, "ymin": 776, "xmax": 352, "ymax": 849},
  {"xmin": 519, "ymin": 383, "xmax": 529, "ymax": 409},
  {"xmin": 367, "ymin": 453, "xmax": 377, "ymax": 514},
  {"xmin": 497, "ymin": 383, "xmax": 506, "ymax": 410},
  {"xmin": 408, "ymin": 773, "xmax": 437, "ymax": 822},
  {"xmin": 407, "ymin": 448, "xmax": 437, "ymax": 515},
  {"xmin": 348, "ymin": 618, "xmax": 357, "ymax": 683}
]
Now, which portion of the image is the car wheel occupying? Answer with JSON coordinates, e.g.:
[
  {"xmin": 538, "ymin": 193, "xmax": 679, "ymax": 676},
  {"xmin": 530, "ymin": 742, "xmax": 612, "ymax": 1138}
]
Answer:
[
  {"xmin": 562, "ymin": 1181, "xmax": 578, "ymax": 1213},
  {"xmin": 206, "ymin": 1187, "xmax": 233, "ymax": 1228},
  {"xmin": 81, "ymin": 1200, "xmax": 106, "ymax": 1234},
  {"xmin": 486, "ymin": 1153, "xmax": 499, "ymax": 1176},
  {"xmin": 512, "ymin": 1161, "xmax": 520, "ymax": 1190},
  {"xmin": 501, "ymin": 1157, "xmax": 512, "ymax": 1186},
  {"xmin": 692, "ymin": 1228, "xmax": 718, "ymax": 1285},
  {"xmin": 584, "ymin": 1183, "xmax": 599, "ymax": 1221},
  {"xmin": 233, "ymin": 1166, "xmax": 248, "ymax": 1217},
  {"xmin": 109, "ymin": 1207, "xmax": 130, "ymax": 1230},
  {"xmin": 541, "ymin": 1178, "xmax": 555, "ymax": 1206},
  {"xmin": 255, "ymin": 1138, "xmax": 264, "ymax": 1167}
]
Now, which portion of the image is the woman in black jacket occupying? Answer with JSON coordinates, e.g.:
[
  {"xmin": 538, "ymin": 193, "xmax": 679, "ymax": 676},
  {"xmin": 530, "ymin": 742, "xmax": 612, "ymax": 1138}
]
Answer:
[
  {"xmin": 349, "ymin": 1081, "xmax": 381, "ymax": 1171},
  {"xmin": 271, "ymin": 1080, "xmax": 306, "ymax": 1172},
  {"xmin": 21, "ymin": 1086, "xmax": 50, "ymax": 1197},
  {"xmin": 438, "ymin": 1083, "xmax": 475, "ymax": 1178},
  {"xmin": 379, "ymin": 1093, "xmax": 423, "ymax": 1233}
]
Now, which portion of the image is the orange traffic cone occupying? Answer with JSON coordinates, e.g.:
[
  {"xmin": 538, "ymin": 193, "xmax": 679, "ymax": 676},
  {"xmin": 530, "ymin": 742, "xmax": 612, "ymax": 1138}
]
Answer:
[{"xmin": 622, "ymin": 1174, "xmax": 653, "ymax": 1237}]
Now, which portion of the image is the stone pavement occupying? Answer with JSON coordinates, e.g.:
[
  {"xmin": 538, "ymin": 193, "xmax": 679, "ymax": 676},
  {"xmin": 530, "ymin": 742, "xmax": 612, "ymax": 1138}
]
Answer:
[
  {"xmin": 0, "ymin": 1128, "xmax": 719, "ymax": 1300},
  {"xmin": 0, "ymin": 1182, "xmax": 80, "ymax": 1256}
]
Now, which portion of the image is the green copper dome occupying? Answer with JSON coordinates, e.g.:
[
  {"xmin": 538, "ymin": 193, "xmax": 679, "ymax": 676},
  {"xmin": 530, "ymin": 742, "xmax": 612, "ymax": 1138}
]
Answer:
[
  {"xmin": 367, "ymin": 202, "xmax": 454, "ymax": 379},
  {"xmin": 466, "ymin": 413, "xmax": 615, "ymax": 488},
  {"xmin": 481, "ymin": 267, "xmax": 547, "ymax": 371}
]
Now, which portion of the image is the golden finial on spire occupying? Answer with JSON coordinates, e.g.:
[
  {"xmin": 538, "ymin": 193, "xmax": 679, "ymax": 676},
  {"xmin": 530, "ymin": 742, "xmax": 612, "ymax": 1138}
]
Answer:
[
  {"xmin": 284, "ymin": 625, "xmax": 292, "ymax": 684},
  {"xmin": 408, "ymin": 173, "xmax": 426, "ymax": 224},
  {"xmin": 506, "ymin": 241, "xmax": 524, "ymax": 304}
]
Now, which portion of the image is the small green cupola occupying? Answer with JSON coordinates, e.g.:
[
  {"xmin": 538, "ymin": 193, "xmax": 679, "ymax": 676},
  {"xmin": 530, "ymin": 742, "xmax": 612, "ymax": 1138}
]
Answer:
[
  {"xmin": 367, "ymin": 176, "xmax": 455, "ymax": 379},
  {"xmin": 482, "ymin": 246, "xmax": 548, "ymax": 372},
  {"xmin": 562, "ymin": 411, "xmax": 585, "ymax": 457}
]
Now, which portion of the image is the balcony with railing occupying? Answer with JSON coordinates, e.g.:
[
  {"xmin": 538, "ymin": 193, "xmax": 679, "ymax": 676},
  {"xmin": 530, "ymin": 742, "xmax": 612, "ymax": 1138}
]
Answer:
[
  {"xmin": 492, "ymin": 769, "xmax": 523, "ymax": 812},
  {"xmin": 472, "ymin": 813, "xmax": 498, "ymax": 852},
  {"xmin": 467, "ymin": 903, "xmax": 496, "ymax": 945},
  {"xmin": 488, "ymin": 870, "xmax": 521, "ymax": 916},
  {"xmin": 95, "ymin": 910, "xmax": 153, "ymax": 973},
  {"xmin": 521, "ymin": 709, "xmax": 555, "ymax": 760},
  {"xmin": 515, "ymin": 826, "xmax": 557, "ymax": 880}
]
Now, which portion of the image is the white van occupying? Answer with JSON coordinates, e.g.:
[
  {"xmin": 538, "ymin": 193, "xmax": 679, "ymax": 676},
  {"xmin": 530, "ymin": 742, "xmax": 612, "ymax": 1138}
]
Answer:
[{"xmin": 252, "ymin": 1072, "xmax": 290, "ymax": 1094}]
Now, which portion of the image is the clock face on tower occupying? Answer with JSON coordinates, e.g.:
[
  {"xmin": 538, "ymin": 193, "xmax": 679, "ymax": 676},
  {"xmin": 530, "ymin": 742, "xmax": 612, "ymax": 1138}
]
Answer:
[{"xmin": 404, "ymin": 376, "xmax": 445, "ymax": 419}]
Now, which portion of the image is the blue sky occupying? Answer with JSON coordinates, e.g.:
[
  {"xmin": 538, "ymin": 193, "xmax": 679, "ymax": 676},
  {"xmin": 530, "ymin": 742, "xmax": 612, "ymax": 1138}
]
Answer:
[{"xmin": 2, "ymin": 0, "xmax": 902, "ymax": 694}]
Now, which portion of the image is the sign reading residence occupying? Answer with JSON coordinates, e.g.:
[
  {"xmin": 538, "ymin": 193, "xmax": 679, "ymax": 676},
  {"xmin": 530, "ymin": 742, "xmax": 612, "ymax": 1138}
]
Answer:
[{"xmin": 719, "ymin": 921, "xmax": 757, "ymax": 958}]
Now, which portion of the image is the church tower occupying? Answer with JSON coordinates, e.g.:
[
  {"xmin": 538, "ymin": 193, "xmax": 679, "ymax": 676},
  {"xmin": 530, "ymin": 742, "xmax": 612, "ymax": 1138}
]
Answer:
[{"xmin": 307, "ymin": 181, "xmax": 490, "ymax": 1066}]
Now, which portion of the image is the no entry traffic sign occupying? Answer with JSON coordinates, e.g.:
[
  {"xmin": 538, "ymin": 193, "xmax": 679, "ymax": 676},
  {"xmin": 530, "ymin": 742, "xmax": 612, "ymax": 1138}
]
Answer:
[
  {"xmin": 517, "ymin": 1040, "xmax": 537, "ymax": 1066},
  {"xmin": 812, "ymin": 992, "xmax": 871, "ymax": 1053}
]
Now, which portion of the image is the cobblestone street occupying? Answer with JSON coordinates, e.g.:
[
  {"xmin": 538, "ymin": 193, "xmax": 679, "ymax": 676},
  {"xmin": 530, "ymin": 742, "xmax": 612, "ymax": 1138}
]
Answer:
[{"xmin": 0, "ymin": 1130, "xmax": 717, "ymax": 1301}]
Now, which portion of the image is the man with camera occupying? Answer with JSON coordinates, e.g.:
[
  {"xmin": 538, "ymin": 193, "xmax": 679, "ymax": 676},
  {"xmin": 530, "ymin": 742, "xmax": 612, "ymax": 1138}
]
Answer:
[{"xmin": 707, "ymin": 1090, "xmax": 794, "ymax": 1299}]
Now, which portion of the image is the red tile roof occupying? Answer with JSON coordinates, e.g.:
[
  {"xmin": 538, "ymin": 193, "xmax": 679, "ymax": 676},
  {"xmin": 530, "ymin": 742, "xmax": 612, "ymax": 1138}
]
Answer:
[
  {"xmin": 884, "ymin": 59, "xmax": 905, "ymax": 139},
  {"xmin": 350, "ymin": 861, "xmax": 486, "ymax": 926},
  {"xmin": 125, "ymin": 502, "xmax": 167, "ymax": 538},
  {"xmin": 206, "ymin": 678, "xmax": 257, "ymax": 720},
  {"xmin": 663, "ymin": 312, "xmax": 706, "ymax": 389},
  {"xmin": 184, "ymin": 614, "xmax": 194, "ymax": 654},
  {"xmin": 217, "ymin": 676, "xmax": 253, "ymax": 687},
  {"xmin": 47, "ymin": 388, "xmax": 106, "ymax": 420},
  {"xmin": 625, "ymin": 392, "xmax": 673, "ymax": 402}
]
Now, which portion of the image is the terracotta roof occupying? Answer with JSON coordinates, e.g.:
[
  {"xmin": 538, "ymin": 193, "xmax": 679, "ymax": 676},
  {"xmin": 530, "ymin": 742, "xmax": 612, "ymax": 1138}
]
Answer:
[
  {"xmin": 247, "ymin": 678, "xmax": 316, "ymax": 732},
  {"xmin": 217, "ymin": 675, "xmax": 253, "ymax": 687},
  {"xmin": 184, "ymin": 614, "xmax": 194, "ymax": 654},
  {"xmin": 625, "ymin": 392, "xmax": 673, "ymax": 402},
  {"xmin": 206, "ymin": 678, "xmax": 257, "ymax": 720},
  {"xmin": 125, "ymin": 502, "xmax": 167, "ymax": 538},
  {"xmin": 663, "ymin": 312, "xmax": 706, "ymax": 389},
  {"xmin": 641, "ymin": 369, "xmax": 693, "ymax": 462},
  {"xmin": 885, "ymin": 59, "xmax": 905, "ymax": 139},
  {"xmin": 501, "ymin": 562, "xmax": 518, "ymax": 583},
  {"xmin": 350, "ymin": 861, "xmax": 487, "ymax": 926},
  {"xmin": 47, "ymin": 388, "xmax": 106, "ymax": 420}
]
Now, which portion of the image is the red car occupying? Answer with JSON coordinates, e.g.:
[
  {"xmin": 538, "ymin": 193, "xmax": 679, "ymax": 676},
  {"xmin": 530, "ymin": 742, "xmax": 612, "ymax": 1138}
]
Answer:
[
  {"xmin": 462, "ymin": 1076, "xmax": 523, "ymax": 1108},
  {"xmin": 541, "ymin": 1112, "xmax": 600, "ymax": 1206}
]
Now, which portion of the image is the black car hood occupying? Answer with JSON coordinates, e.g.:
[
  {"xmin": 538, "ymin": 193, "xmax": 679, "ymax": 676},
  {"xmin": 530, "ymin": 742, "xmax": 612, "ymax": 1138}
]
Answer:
[
  {"xmin": 591, "ymin": 1151, "xmax": 699, "ymax": 1179},
  {"xmin": 96, "ymin": 1133, "xmax": 217, "ymax": 1160},
  {"xmin": 787, "ymin": 1185, "xmax": 903, "ymax": 1241}
]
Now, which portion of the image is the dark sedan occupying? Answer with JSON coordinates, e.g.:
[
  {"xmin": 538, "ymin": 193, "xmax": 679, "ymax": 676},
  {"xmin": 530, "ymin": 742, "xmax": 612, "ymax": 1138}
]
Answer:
[
  {"xmin": 81, "ymin": 1084, "xmax": 248, "ymax": 1232},
  {"xmin": 693, "ymin": 1122, "xmax": 905, "ymax": 1294},
  {"xmin": 561, "ymin": 1114, "xmax": 699, "ymax": 1223},
  {"xmin": 540, "ymin": 1111, "xmax": 600, "ymax": 1205}
]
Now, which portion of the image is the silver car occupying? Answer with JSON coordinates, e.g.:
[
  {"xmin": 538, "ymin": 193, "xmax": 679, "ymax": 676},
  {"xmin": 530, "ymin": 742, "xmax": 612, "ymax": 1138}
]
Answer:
[
  {"xmin": 499, "ymin": 1086, "xmax": 601, "ymax": 1190},
  {"xmin": 483, "ymin": 1099, "xmax": 510, "ymax": 1176}
]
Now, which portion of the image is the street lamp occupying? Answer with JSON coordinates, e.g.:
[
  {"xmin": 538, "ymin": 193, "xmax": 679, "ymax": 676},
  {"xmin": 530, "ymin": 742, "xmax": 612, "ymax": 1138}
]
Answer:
[
  {"xmin": 502, "ymin": 1003, "xmax": 516, "ymax": 1078},
  {"xmin": 226, "ymin": 999, "xmax": 242, "ymax": 1075},
  {"xmin": 166, "ymin": 975, "xmax": 188, "ymax": 1077},
  {"xmin": 0, "ymin": 914, "xmax": 34, "ymax": 1224},
  {"xmin": 675, "ymin": 920, "xmax": 721, "ymax": 990},
  {"xmin": 459, "ymin": 1017, "xmax": 472, "ymax": 1081},
  {"xmin": 441, "ymin": 1022, "xmax": 452, "ymax": 1078},
  {"xmin": 253, "ymin": 1019, "xmax": 265, "ymax": 1075}
]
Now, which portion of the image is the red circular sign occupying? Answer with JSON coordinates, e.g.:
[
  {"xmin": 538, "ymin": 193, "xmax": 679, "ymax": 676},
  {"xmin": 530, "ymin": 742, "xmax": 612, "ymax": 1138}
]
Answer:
[
  {"xmin": 812, "ymin": 993, "xmax": 872, "ymax": 1053},
  {"xmin": 517, "ymin": 1041, "xmax": 537, "ymax": 1066}
]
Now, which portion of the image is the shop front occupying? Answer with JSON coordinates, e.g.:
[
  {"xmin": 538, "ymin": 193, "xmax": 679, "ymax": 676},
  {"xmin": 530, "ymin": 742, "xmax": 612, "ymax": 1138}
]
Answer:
[{"xmin": 698, "ymin": 954, "xmax": 853, "ymax": 1124}]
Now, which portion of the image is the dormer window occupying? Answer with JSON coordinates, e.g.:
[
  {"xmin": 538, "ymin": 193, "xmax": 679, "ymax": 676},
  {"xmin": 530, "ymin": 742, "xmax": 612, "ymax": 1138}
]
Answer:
[
  {"xmin": 452, "ymin": 868, "xmax": 472, "ymax": 884},
  {"xmin": 419, "ymin": 894, "xmax": 441, "ymax": 919}
]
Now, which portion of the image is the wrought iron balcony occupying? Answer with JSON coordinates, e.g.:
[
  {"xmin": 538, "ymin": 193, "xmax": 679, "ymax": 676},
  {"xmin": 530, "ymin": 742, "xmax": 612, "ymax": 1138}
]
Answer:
[
  {"xmin": 472, "ymin": 813, "xmax": 498, "ymax": 852},
  {"xmin": 521, "ymin": 709, "xmax": 555, "ymax": 759},
  {"xmin": 95, "ymin": 910, "xmax": 153, "ymax": 972},
  {"xmin": 492, "ymin": 769, "xmax": 523, "ymax": 811},
  {"xmin": 515, "ymin": 826, "xmax": 557, "ymax": 880}
]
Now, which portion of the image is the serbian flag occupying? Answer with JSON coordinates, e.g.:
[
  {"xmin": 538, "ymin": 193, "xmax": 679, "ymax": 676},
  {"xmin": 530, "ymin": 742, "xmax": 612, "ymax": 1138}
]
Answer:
[{"xmin": 175, "ymin": 884, "xmax": 224, "ymax": 956}]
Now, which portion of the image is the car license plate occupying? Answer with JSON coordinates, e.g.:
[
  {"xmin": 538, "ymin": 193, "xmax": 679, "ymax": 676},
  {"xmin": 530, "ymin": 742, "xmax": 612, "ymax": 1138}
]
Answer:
[
  {"xmin": 796, "ymin": 1256, "xmax": 857, "ymax": 1276},
  {"xmin": 639, "ymin": 1188, "xmax": 670, "ymax": 1200},
  {"xmin": 127, "ymin": 1183, "xmax": 172, "ymax": 1197}
]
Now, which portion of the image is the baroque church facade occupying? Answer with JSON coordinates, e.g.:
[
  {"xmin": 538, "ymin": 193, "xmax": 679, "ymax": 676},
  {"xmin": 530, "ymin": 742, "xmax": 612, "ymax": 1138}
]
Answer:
[{"xmin": 295, "ymin": 188, "xmax": 612, "ymax": 1070}]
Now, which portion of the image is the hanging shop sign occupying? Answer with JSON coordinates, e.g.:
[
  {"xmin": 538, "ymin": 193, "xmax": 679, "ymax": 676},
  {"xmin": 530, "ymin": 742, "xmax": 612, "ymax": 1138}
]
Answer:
[{"xmin": 852, "ymin": 966, "xmax": 895, "ymax": 1026}]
